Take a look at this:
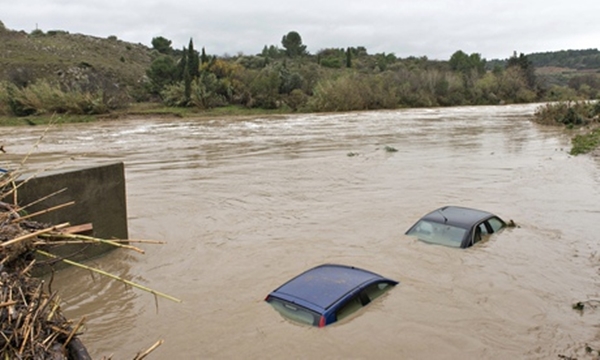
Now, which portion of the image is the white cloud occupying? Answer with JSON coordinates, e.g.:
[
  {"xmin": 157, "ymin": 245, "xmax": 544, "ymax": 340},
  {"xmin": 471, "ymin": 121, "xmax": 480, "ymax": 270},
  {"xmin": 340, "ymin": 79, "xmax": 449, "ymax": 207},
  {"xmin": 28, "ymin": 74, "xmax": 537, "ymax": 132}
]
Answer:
[{"xmin": 1, "ymin": 0, "xmax": 598, "ymax": 60}]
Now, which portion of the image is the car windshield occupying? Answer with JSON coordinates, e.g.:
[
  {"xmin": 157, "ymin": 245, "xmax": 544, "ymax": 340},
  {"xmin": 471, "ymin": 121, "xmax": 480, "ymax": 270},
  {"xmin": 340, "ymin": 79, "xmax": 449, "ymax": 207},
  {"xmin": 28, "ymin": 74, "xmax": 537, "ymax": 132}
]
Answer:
[
  {"xmin": 406, "ymin": 220, "xmax": 467, "ymax": 248},
  {"xmin": 267, "ymin": 298, "xmax": 320, "ymax": 326}
]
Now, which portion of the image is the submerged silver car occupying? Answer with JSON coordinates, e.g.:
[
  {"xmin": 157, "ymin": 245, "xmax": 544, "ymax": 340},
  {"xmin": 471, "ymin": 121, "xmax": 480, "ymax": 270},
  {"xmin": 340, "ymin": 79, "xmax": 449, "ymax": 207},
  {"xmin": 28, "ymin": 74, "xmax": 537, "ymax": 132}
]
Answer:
[{"xmin": 405, "ymin": 206, "xmax": 506, "ymax": 248}]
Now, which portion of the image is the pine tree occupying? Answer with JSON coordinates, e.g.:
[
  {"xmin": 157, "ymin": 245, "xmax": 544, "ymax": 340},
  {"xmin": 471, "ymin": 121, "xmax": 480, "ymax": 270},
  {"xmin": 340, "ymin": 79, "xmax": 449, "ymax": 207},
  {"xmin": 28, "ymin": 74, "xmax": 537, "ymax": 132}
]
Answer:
[
  {"xmin": 184, "ymin": 62, "xmax": 192, "ymax": 105},
  {"xmin": 201, "ymin": 47, "xmax": 208, "ymax": 64},
  {"xmin": 187, "ymin": 39, "xmax": 200, "ymax": 79},
  {"xmin": 346, "ymin": 47, "xmax": 352, "ymax": 68},
  {"xmin": 177, "ymin": 46, "xmax": 188, "ymax": 81}
]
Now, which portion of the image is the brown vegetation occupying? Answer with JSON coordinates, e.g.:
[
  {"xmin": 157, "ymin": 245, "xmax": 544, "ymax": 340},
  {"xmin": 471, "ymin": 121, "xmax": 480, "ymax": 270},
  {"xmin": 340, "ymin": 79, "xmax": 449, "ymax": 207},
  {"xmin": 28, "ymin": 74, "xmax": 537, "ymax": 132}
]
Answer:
[{"xmin": 0, "ymin": 174, "xmax": 90, "ymax": 359}]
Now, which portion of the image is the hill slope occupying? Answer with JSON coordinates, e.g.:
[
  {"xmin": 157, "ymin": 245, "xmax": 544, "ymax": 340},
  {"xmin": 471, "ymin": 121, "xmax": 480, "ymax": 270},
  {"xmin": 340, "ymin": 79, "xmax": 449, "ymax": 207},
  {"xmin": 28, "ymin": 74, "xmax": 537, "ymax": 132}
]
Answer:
[{"xmin": 0, "ymin": 24, "xmax": 153, "ymax": 92}]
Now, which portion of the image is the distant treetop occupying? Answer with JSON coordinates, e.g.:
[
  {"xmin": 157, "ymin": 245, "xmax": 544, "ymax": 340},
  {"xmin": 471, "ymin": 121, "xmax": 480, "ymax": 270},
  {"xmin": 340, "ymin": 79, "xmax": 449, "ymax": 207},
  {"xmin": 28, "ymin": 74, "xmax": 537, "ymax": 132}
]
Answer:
[
  {"xmin": 152, "ymin": 36, "xmax": 173, "ymax": 55},
  {"xmin": 281, "ymin": 31, "xmax": 308, "ymax": 57}
]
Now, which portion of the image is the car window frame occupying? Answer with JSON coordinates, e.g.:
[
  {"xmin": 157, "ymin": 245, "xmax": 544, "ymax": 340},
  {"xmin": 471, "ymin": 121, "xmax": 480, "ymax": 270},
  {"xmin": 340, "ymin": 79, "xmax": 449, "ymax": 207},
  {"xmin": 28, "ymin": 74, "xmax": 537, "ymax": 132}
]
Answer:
[{"xmin": 469, "ymin": 217, "xmax": 506, "ymax": 247}]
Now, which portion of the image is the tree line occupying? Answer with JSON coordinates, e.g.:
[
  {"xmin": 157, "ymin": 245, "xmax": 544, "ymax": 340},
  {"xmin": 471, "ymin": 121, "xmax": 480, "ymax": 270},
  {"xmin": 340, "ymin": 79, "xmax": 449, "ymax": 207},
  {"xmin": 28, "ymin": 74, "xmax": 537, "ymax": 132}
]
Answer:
[{"xmin": 2, "ymin": 30, "xmax": 599, "ymax": 117}]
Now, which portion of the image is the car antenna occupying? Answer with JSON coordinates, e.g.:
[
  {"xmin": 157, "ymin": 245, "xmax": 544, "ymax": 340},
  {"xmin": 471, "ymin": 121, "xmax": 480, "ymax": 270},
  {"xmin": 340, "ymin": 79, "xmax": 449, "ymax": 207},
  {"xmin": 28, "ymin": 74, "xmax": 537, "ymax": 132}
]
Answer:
[{"xmin": 437, "ymin": 209, "xmax": 448, "ymax": 223}]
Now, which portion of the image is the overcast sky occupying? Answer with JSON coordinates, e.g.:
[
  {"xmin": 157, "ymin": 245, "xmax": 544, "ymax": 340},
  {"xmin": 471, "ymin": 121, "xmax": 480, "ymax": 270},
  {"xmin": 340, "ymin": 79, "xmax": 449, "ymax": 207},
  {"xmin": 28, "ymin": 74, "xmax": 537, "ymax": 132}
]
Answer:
[{"xmin": 1, "ymin": 0, "xmax": 599, "ymax": 60}]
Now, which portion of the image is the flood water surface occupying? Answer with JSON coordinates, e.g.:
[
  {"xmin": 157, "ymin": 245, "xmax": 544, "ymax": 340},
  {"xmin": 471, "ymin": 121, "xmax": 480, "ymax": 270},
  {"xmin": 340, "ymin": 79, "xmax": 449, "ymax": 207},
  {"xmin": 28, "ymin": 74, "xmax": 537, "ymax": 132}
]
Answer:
[{"xmin": 2, "ymin": 104, "xmax": 600, "ymax": 359}]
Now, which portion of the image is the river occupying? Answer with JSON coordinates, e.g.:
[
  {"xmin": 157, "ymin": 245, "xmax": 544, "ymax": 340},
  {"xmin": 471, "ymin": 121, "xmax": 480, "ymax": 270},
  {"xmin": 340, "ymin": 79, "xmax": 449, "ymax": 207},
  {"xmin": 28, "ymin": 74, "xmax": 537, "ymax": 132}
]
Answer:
[{"xmin": 2, "ymin": 104, "xmax": 600, "ymax": 359}]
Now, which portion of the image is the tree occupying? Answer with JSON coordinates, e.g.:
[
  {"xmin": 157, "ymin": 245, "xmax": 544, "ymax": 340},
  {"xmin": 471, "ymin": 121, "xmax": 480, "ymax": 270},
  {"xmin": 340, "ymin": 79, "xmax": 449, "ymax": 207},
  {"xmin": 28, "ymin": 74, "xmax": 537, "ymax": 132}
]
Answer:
[
  {"xmin": 151, "ymin": 36, "xmax": 173, "ymax": 54},
  {"xmin": 449, "ymin": 50, "xmax": 485, "ymax": 75},
  {"xmin": 146, "ymin": 55, "xmax": 178, "ymax": 95},
  {"xmin": 187, "ymin": 39, "xmax": 200, "ymax": 79},
  {"xmin": 183, "ymin": 62, "xmax": 192, "ymax": 104},
  {"xmin": 507, "ymin": 52, "xmax": 536, "ymax": 89},
  {"xmin": 281, "ymin": 31, "xmax": 307, "ymax": 57},
  {"xmin": 201, "ymin": 47, "xmax": 209, "ymax": 64},
  {"xmin": 176, "ymin": 46, "xmax": 187, "ymax": 81},
  {"xmin": 346, "ymin": 47, "xmax": 352, "ymax": 68}
]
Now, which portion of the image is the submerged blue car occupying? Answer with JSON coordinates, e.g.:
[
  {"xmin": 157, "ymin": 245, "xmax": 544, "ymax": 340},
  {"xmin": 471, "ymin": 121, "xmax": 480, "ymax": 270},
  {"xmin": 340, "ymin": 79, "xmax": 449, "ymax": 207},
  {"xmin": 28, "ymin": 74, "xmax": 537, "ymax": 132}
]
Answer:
[{"xmin": 265, "ymin": 264, "xmax": 398, "ymax": 327}]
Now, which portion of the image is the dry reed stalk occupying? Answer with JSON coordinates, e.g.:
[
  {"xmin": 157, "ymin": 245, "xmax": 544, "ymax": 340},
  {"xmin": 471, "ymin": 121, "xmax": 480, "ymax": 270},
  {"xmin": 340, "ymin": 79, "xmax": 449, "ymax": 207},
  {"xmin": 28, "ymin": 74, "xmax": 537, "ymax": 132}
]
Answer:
[
  {"xmin": 0, "ymin": 222, "xmax": 70, "ymax": 248},
  {"xmin": 36, "ymin": 250, "xmax": 182, "ymax": 303},
  {"xmin": 2, "ymin": 163, "xmax": 72, "ymax": 207},
  {"xmin": 107, "ymin": 239, "xmax": 167, "ymax": 245},
  {"xmin": 35, "ymin": 238, "xmax": 166, "ymax": 245},
  {"xmin": 61, "ymin": 316, "xmax": 86, "ymax": 353},
  {"xmin": 11, "ymin": 200, "xmax": 75, "ymax": 223},
  {"xmin": 14, "ymin": 187, "xmax": 68, "ymax": 213},
  {"xmin": 133, "ymin": 339, "xmax": 164, "ymax": 360},
  {"xmin": 0, "ymin": 300, "xmax": 17, "ymax": 308},
  {"xmin": 41, "ymin": 232, "xmax": 146, "ymax": 254}
]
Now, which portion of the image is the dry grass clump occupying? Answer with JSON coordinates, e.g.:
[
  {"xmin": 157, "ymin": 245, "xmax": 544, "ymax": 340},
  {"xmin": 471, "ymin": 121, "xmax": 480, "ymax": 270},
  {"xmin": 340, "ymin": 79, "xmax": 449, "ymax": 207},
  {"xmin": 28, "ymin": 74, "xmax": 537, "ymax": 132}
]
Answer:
[
  {"xmin": 0, "ymin": 267, "xmax": 88, "ymax": 359},
  {"xmin": 1, "ymin": 167, "xmax": 90, "ymax": 359},
  {"xmin": 0, "ymin": 80, "xmax": 117, "ymax": 117}
]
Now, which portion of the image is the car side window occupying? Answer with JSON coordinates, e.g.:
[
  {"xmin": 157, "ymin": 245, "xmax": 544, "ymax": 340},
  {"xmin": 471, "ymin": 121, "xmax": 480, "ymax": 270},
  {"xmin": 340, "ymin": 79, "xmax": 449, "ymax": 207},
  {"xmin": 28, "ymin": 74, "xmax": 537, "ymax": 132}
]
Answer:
[
  {"xmin": 336, "ymin": 294, "xmax": 364, "ymax": 321},
  {"xmin": 336, "ymin": 282, "xmax": 393, "ymax": 322},
  {"xmin": 364, "ymin": 282, "xmax": 392, "ymax": 301}
]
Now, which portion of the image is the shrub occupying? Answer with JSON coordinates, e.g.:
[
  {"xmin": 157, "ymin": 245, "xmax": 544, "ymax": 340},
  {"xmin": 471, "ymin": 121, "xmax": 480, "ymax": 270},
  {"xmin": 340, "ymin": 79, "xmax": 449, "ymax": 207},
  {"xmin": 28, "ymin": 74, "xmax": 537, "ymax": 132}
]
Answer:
[
  {"xmin": 160, "ymin": 83, "xmax": 187, "ymax": 107},
  {"xmin": 309, "ymin": 74, "xmax": 366, "ymax": 112},
  {"xmin": 533, "ymin": 101, "xmax": 597, "ymax": 126},
  {"xmin": 29, "ymin": 29, "xmax": 44, "ymax": 37},
  {"xmin": 160, "ymin": 78, "xmax": 226, "ymax": 109},
  {"xmin": 1, "ymin": 80, "xmax": 116, "ymax": 116},
  {"xmin": 47, "ymin": 30, "xmax": 69, "ymax": 36},
  {"xmin": 248, "ymin": 67, "xmax": 281, "ymax": 109},
  {"xmin": 320, "ymin": 57, "xmax": 343, "ymax": 69},
  {"xmin": 308, "ymin": 72, "xmax": 404, "ymax": 112},
  {"xmin": 283, "ymin": 89, "xmax": 308, "ymax": 111},
  {"xmin": 571, "ymin": 128, "xmax": 600, "ymax": 155},
  {"xmin": 544, "ymin": 85, "xmax": 580, "ymax": 102}
]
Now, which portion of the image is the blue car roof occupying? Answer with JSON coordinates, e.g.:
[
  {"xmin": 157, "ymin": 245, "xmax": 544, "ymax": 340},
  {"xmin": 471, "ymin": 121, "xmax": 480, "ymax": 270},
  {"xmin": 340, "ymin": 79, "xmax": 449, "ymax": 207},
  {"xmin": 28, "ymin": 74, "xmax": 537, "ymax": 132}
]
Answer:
[
  {"xmin": 418, "ymin": 205, "xmax": 497, "ymax": 229},
  {"xmin": 269, "ymin": 264, "xmax": 396, "ymax": 312}
]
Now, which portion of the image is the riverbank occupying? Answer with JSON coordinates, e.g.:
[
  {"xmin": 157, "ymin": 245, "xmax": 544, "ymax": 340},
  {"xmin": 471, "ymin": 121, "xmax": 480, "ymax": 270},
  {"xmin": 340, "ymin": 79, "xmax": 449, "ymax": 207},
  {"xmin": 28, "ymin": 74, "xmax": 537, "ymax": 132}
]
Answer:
[
  {"xmin": 532, "ymin": 101, "xmax": 600, "ymax": 155},
  {"xmin": 0, "ymin": 103, "xmax": 296, "ymax": 126}
]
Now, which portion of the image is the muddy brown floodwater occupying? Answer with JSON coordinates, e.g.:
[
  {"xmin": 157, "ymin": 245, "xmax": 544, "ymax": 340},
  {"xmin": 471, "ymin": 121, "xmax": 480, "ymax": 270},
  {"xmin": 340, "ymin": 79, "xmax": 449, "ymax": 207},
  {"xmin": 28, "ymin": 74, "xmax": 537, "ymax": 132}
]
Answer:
[{"xmin": 2, "ymin": 104, "xmax": 600, "ymax": 359}]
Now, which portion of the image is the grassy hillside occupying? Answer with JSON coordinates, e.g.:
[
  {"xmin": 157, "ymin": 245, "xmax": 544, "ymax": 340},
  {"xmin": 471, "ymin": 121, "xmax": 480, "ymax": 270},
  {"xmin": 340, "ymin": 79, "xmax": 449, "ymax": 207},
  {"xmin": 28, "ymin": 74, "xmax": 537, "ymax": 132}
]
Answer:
[
  {"xmin": 487, "ymin": 49, "xmax": 600, "ymax": 88},
  {"xmin": 0, "ymin": 23, "xmax": 153, "ymax": 94}
]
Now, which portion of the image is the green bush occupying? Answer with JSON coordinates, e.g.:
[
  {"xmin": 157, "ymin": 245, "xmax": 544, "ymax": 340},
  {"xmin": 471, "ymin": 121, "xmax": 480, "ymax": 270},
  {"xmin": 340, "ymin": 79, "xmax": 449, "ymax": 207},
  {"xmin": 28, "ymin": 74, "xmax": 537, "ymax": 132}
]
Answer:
[
  {"xmin": 544, "ymin": 85, "xmax": 580, "ymax": 102},
  {"xmin": 160, "ymin": 78, "xmax": 226, "ymax": 109},
  {"xmin": 308, "ymin": 72, "xmax": 403, "ymax": 112},
  {"xmin": 1, "ymin": 80, "xmax": 114, "ymax": 116},
  {"xmin": 29, "ymin": 29, "xmax": 44, "ymax": 37},
  {"xmin": 283, "ymin": 89, "xmax": 308, "ymax": 111},
  {"xmin": 571, "ymin": 128, "xmax": 600, "ymax": 155},
  {"xmin": 320, "ymin": 57, "xmax": 343, "ymax": 69},
  {"xmin": 533, "ymin": 101, "xmax": 597, "ymax": 126},
  {"xmin": 309, "ymin": 74, "xmax": 367, "ymax": 112}
]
